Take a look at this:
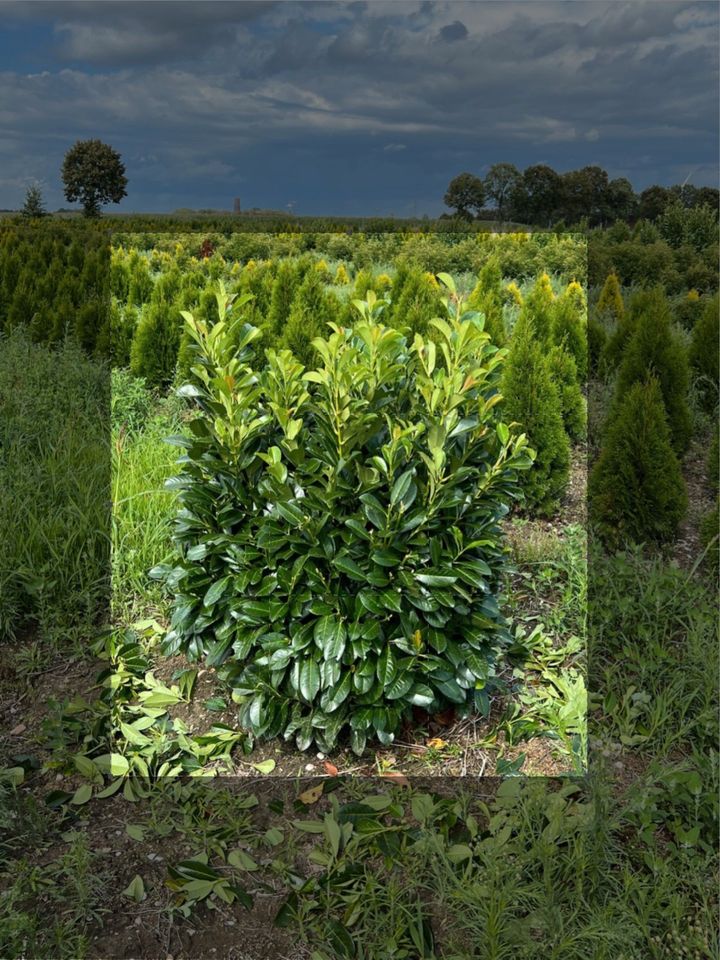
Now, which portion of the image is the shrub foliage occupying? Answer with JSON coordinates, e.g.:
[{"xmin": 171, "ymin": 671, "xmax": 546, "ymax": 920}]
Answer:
[{"xmin": 154, "ymin": 281, "xmax": 533, "ymax": 754}]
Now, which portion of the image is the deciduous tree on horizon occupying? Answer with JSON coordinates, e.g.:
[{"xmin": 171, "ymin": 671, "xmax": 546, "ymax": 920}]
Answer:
[
  {"xmin": 443, "ymin": 172, "xmax": 485, "ymax": 221},
  {"xmin": 61, "ymin": 139, "xmax": 128, "ymax": 218}
]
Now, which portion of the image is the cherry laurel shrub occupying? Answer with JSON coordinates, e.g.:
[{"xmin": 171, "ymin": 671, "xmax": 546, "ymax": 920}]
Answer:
[{"xmin": 153, "ymin": 279, "xmax": 534, "ymax": 754}]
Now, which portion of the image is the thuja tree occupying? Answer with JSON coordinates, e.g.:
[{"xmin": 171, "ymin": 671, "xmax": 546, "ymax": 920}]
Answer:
[
  {"xmin": 281, "ymin": 271, "xmax": 339, "ymax": 368},
  {"xmin": 130, "ymin": 300, "xmax": 184, "ymax": 387},
  {"xmin": 547, "ymin": 346, "xmax": 587, "ymax": 442},
  {"xmin": 552, "ymin": 281, "xmax": 588, "ymax": 381},
  {"xmin": 466, "ymin": 257, "xmax": 506, "ymax": 346},
  {"xmin": 596, "ymin": 271, "xmax": 624, "ymax": 323},
  {"xmin": 501, "ymin": 313, "xmax": 570, "ymax": 515},
  {"xmin": 517, "ymin": 272, "xmax": 555, "ymax": 343},
  {"xmin": 389, "ymin": 267, "xmax": 444, "ymax": 339},
  {"xmin": 689, "ymin": 294, "xmax": 719, "ymax": 411},
  {"xmin": 236, "ymin": 260, "xmax": 274, "ymax": 326},
  {"xmin": 589, "ymin": 378, "xmax": 687, "ymax": 546},
  {"xmin": 614, "ymin": 291, "xmax": 691, "ymax": 455},
  {"xmin": 600, "ymin": 287, "xmax": 654, "ymax": 376},
  {"xmin": 353, "ymin": 268, "xmax": 379, "ymax": 301},
  {"xmin": 266, "ymin": 259, "xmax": 301, "ymax": 339},
  {"xmin": 154, "ymin": 279, "xmax": 533, "ymax": 754}
]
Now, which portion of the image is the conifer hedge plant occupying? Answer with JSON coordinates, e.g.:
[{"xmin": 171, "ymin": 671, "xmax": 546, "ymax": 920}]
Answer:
[{"xmin": 153, "ymin": 278, "xmax": 534, "ymax": 754}]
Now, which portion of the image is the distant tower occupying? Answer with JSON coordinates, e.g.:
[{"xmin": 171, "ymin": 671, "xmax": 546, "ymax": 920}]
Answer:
[{"xmin": 233, "ymin": 197, "xmax": 241, "ymax": 214}]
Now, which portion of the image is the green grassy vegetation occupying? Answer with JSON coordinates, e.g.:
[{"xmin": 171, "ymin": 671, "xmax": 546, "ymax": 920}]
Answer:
[
  {"xmin": 0, "ymin": 330, "xmax": 109, "ymax": 645},
  {"xmin": 111, "ymin": 370, "xmax": 181, "ymax": 620}
]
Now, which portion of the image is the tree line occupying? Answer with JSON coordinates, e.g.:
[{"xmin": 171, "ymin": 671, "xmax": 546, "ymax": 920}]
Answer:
[
  {"xmin": 443, "ymin": 164, "xmax": 719, "ymax": 227},
  {"xmin": 13, "ymin": 139, "xmax": 719, "ymax": 227}
]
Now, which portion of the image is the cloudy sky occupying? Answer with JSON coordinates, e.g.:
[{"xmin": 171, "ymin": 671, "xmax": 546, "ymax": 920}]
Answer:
[{"xmin": 0, "ymin": 1, "xmax": 717, "ymax": 215}]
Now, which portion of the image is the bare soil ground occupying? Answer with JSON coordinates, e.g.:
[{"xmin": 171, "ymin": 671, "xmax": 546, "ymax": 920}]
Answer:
[{"xmin": 673, "ymin": 435, "xmax": 715, "ymax": 570}]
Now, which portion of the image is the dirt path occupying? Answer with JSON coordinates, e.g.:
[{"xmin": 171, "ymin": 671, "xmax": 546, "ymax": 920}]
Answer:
[{"xmin": 673, "ymin": 434, "xmax": 715, "ymax": 571}]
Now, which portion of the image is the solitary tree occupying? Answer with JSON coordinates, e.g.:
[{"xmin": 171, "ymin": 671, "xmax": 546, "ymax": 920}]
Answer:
[
  {"xmin": 21, "ymin": 184, "xmax": 47, "ymax": 219},
  {"xmin": 61, "ymin": 139, "xmax": 127, "ymax": 218},
  {"xmin": 443, "ymin": 172, "xmax": 485, "ymax": 221}
]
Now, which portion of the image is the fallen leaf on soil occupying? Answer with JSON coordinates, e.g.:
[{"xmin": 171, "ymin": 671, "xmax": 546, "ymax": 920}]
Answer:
[
  {"xmin": 427, "ymin": 738, "xmax": 448, "ymax": 749},
  {"xmin": 323, "ymin": 761, "xmax": 339, "ymax": 776},
  {"xmin": 380, "ymin": 770, "xmax": 410, "ymax": 787},
  {"xmin": 299, "ymin": 783, "xmax": 324, "ymax": 805},
  {"xmin": 9, "ymin": 723, "xmax": 26, "ymax": 735},
  {"xmin": 249, "ymin": 759, "xmax": 276, "ymax": 774},
  {"xmin": 122, "ymin": 875, "xmax": 146, "ymax": 903}
]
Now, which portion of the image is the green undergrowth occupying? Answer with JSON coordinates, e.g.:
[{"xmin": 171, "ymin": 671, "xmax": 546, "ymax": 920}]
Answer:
[
  {"xmin": 0, "ymin": 330, "xmax": 110, "ymax": 645},
  {"xmin": 2, "ymin": 536, "xmax": 716, "ymax": 959},
  {"xmin": 497, "ymin": 522, "xmax": 588, "ymax": 771},
  {"xmin": 590, "ymin": 545, "xmax": 717, "ymax": 757},
  {"xmin": 111, "ymin": 386, "xmax": 182, "ymax": 618},
  {"xmin": 1, "ymin": 753, "xmax": 716, "ymax": 960}
]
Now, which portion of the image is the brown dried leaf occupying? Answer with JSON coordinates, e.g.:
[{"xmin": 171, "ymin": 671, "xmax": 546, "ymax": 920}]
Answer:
[
  {"xmin": 380, "ymin": 770, "xmax": 410, "ymax": 787},
  {"xmin": 299, "ymin": 782, "xmax": 324, "ymax": 805}
]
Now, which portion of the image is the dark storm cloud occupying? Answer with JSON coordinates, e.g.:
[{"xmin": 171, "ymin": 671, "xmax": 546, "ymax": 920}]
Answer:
[
  {"xmin": 439, "ymin": 20, "xmax": 469, "ymax": 42},
  {"xmin": 0, "ymin": 1, "xmax": 717, "ymax": 214}
]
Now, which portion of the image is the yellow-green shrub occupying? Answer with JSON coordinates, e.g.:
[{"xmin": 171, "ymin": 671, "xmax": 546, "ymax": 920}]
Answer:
[{"xmin": 501, "ymin": 313, "xmax": 570, "ymax": 515}]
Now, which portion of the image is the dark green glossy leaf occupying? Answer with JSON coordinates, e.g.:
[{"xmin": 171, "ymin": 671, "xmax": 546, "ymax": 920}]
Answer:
[
  {"xmin": 299, "ymin": 659, "xmax": 320, "ymax": 703},
  {"xmin": 204, "ymin": 576, "xmax": 232, "ymax": 607},
  {"xmin": 407, "ymin": 684, "xmax": 435, "ymax": 708},
  {"xmin": 313, "ymin": 616, "xmax": 347, "ymax": 661},
  {"xmin": 385, "ymin": 671, "xmax": 413, "ymax": 700},
  {"xmin": 332, "ymin": 554, "xmax": 366, "ymax": 581}
]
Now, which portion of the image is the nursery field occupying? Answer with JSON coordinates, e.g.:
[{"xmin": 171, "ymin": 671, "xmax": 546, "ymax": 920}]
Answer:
[{"xmin": 0, "ymin": 219, "xmax": 718, "ymax": 960}]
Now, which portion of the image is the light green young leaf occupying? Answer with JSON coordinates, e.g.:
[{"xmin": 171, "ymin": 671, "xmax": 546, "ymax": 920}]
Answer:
[
  {"xmin": 122, "ymin": 875, "xmax": 146, "ymax": 902},
  {"xmin": 93, "ymin": 754, "xmax": 130, "ymax": 777},
  {"xmin": 249, "ymin": 759, "xmax": 276, "ymax": 775}
]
